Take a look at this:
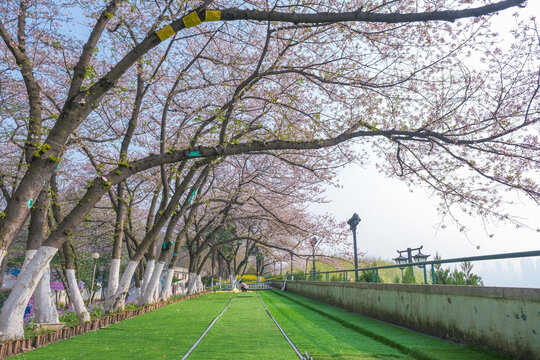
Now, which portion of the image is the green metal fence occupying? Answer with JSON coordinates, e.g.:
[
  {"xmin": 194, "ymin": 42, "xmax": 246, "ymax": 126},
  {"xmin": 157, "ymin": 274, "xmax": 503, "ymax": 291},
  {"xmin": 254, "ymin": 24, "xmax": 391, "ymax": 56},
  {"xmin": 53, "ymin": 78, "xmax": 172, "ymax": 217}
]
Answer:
[{"xmin": 283, "ymin": 250, "xmax": 540, "ymax": 285}]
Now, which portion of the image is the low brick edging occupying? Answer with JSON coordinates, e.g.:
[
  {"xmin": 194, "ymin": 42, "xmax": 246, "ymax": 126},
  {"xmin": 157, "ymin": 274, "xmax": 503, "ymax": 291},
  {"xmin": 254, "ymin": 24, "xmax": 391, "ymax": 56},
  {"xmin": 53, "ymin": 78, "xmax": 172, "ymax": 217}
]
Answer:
[{"xmin": 0, "ymin": 291, "xmax": 210, "ymax": 359}]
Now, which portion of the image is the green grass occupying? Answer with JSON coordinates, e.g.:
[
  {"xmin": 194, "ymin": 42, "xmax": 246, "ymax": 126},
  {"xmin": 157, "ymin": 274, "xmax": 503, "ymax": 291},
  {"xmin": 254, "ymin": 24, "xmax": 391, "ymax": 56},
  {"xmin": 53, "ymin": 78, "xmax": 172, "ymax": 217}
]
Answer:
[
  {"xmin": 260, "ymin": 291, "xmax": 413, "ymax": 359},
  {"xmin": 13, "ymin": 293, "xmax": 233, "ymax": 360},
  {"xmin": 269, "ymin": 290, "xmax": 513, "ymax": 360},
  {"xmin": 187, "ymin": 292, "xmax": 296, "ymax": 359},
  {"xmin": 12, "ymin": 291, "xmax": 514, "ymax": 360}
]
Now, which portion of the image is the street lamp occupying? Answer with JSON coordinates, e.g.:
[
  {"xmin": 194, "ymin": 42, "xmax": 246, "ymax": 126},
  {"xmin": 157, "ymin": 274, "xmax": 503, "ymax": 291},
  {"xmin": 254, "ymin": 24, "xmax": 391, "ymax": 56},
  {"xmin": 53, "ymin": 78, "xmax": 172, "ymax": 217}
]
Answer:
[
  {"xmin": 347, "ymin": 213, "xmax": 361, "ymax": 281},
  {"xmin": 393, "ymin": 253, "xmax": 408, "ymax": 281},
  {"xmin": 310, "ymin": 237, "xmax": 317, "ymax": 280},
  {"xmin": 413, "ymin": 248, "xmax": 430, "ymax": 264},
  {"xmin": 88, "ymin": 252, "xmax": 100, "ymax": 304},
  {"xmin": 393, "ymin": 246, "xmax": 430, "ymax": 283}
]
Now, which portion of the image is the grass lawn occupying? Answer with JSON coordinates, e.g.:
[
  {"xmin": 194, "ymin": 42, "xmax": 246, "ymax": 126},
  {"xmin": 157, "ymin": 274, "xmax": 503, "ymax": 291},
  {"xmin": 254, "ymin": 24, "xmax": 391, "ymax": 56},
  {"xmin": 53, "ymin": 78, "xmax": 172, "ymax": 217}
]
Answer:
[
  {"xmin": 186, "ymin": 292, "xmax": 296, "ymax": 359},
  {"xmin": 12, "ymin": 293, "xmax": 233, "ymax": 360},
  {"xmin": 11, "ymin": 290, "xmax": 514, "ymax": 360},
  {"xmin": 260, "ymin": 290, "xmax": 414, "ymax": 359},
  {"xmin": 266, "ymin": 290, "xmax": 512, "ymax": 360}
]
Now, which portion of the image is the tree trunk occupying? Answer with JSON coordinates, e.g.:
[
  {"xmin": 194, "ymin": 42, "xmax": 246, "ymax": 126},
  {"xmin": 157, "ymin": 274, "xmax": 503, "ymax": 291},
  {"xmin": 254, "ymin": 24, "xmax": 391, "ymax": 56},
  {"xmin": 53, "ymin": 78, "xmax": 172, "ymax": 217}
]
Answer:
[
  {"xmin": 61, "ymin": 242, "xmax": 90, "ymax": 322},
  {"xmin": 0, "ymin": 246, "xmax": 58, "ymax": 341},
  {"xmin": 230, "ymin": 274, "xmax": 237, "ymax": 289},
  {"xmin": 139, "ymin": 261, "xmax": 165, "ymax": 305},
  {"xmin": 0, "ymin": 251, "xmax": 7, "ymax": 288},
  {"xmin": 139, "ymin": 259, "xmax": 155, "ymax": 296},
  {"xmin": 66, "ymin": 269, "xmax": 90, "ymax": 322},
  {"xmin": 0, "ymin": 251, "xmax": 6, "ymax": 277},
  {"xmin": 33, "ymin": 265, "xmax": 59, "ymax": 324},
  {"xmin": 104, "ymin": 260, "xmax": 138, "ymax": 313},
  {"xmin": 187, "ymin": 273, "xmax": 202, "ymax": 294},
  {"xmin": 153, "ymin": 280, "xmax": 161, "ymax": 302},
  {"xmin": 26, "ymin": 185, "xmax": 60, "ymax": 325},
  {"xmin": 107, "ymin": 258, "xmax": 121, "ymax": 299},
  {"xmin": 108, "ymin": 182, "xmax": 126, "ymax": 298},
  {"xmin": 160, "ymin": 268, "xmax": 175, "ymax": 301}
]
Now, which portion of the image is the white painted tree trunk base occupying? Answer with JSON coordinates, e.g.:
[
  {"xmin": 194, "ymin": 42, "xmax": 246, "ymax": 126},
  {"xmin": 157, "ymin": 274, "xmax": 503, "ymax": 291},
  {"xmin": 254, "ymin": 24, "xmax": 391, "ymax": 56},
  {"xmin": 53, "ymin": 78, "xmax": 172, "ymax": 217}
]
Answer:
[
  {"xmin": 161, "ymin": 268, "xmax": 175, "ymax": 301},
  {"xmin": 105, "ymin": 261, "xmax": 138, "ymax": 313},
  {"xmin": 0, "ymin": 250, "xmax": 7, "ymax": 275},
  {"xmin": 66, "ymin": 269, "xmax": 90, "ymax": 322},
  {"xmin": 140, "ymin": 259, "xmax": 155, "ymax": 296},
  {"xmin": 19, "ymin": 250, "xmax": 60, "ymax": 324},
  {"xmin": 0, "ymin": 246, "xmax": 58, "ymax": 341},
  {"xmin": 107, "ymin": 258, "xmax": 121, "ymax": 299},
  {"xmin": 187, "ymin": 273, "xmax": 203, "ymax": 294},
  {"xmin": 153, "ymin": 280, "xmax": 161, "ymax": 302},
  {"xmin": 230, "ymin": 274, "xmax": 237, "ymax": 290},
  {"xmin": 21, "ymin": 250, "xmax": 37, "ymax": 274},
  {"xmin": 34, "ymin": 266, "xmax": 60, "ymax": 324},
  {"xmin": 140, "ymin": 261, "xmax": 164, "ymax": 305}
]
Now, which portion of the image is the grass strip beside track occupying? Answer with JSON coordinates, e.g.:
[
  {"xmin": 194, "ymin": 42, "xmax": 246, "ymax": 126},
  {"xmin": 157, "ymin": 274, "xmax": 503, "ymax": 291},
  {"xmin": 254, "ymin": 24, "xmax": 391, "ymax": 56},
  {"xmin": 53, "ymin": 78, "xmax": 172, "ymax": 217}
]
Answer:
[
  {"xmin": 186, "ymin": 292, "xmax": 298, "ymax": 359},
  {"xmin": 269, "ymin": 290, "xmax": 512, "ymax": 360},
  {"xmin": 181, "ymin": 297, "xmax": 232, "ymax": 359},
  {"xmin": 12, "ymin": 293, "xmax": 233, "ymax": 360},
  {"xmin": 257, "ymin": 292, "xmax": 305, "ymax": 359},
  {"xmin": 261, "ymin": 291, "xmax": 415, "ymax": 359}
]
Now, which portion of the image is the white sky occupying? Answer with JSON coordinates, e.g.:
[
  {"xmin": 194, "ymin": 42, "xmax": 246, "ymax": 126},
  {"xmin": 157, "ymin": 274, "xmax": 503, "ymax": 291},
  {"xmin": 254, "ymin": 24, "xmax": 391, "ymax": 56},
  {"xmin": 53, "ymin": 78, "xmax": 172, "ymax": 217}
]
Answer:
[{"xmin": 310, "ymin": 1, "xmax": 540, "ymax": 288}]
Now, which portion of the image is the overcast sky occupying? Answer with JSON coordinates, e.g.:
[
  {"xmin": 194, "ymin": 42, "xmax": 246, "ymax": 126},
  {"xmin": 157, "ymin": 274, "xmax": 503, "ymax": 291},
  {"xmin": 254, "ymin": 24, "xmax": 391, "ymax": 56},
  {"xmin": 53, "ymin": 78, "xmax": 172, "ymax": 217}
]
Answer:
[{"xmin": 310, "ymin": 1, "xmax": 540, "ymax": 288}]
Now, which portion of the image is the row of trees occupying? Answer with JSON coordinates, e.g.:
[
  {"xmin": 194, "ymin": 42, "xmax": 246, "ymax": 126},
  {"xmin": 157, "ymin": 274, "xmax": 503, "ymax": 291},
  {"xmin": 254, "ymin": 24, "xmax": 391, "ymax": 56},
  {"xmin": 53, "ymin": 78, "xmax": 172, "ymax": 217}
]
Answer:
[{"xmin": 0, "ymin": 0, "xmax": 538, "ymax": 341}]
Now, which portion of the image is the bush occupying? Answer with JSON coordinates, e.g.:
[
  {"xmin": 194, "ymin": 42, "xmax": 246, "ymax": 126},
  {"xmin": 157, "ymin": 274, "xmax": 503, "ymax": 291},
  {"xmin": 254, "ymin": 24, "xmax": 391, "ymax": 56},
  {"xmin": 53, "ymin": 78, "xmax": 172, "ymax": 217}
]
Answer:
[
  {"xmin": 239, "ymin": 274, "xmax": 265, "ymax": 282},
  {"xmin": 356, "ymin": 270, "xmax": 381, "ymax": 283},
  {"xmin": 403, "ymin": 267, "xmax": 416, "ymax": 284},
  {"xmin": 59, "ymin": 311, "xmax": 79, "ymax": 327}
]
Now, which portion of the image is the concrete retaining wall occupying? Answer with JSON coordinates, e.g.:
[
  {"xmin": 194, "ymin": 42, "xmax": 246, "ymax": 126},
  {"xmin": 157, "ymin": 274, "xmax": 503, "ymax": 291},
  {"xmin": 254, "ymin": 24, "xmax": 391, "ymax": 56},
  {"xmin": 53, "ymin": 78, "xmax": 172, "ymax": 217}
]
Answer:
[{"xmin": 273, "ymin": 280, "xmax": 540, "ymax": 360}]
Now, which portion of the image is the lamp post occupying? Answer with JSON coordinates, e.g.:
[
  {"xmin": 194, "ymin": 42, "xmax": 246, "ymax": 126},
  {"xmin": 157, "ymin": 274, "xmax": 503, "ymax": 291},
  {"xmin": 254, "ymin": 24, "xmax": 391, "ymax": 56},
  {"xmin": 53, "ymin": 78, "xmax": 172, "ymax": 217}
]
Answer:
[
  {"xmin": 310, "ymin": 237, "xmax": 317, "ymax": 280},
  {"xmin": 347, "ymin": 213, "xmax": 361, "ymax": 281},
  {"xmin": 393, "ymin": 246, "xmax": 430, "ymax": 283},
  {"xmin": 88, "ymin": 252, "xmax": 100, "ymax": 305}
]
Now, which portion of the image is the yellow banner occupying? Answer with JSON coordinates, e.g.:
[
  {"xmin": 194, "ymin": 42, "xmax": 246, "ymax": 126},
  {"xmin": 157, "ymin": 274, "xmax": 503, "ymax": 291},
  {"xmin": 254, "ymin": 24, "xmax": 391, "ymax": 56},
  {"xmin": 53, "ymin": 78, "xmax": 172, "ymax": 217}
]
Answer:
[
  {"xmin": 183, "ymin": 11, "xmax": 202, "ymax": 28},
  {"xmin": 205, "ymin": 10, "xmax": 221, "ymax": 22},
  {"xmin": 155, "ymin": 24, "xmax": 175, "ymax": 41}
]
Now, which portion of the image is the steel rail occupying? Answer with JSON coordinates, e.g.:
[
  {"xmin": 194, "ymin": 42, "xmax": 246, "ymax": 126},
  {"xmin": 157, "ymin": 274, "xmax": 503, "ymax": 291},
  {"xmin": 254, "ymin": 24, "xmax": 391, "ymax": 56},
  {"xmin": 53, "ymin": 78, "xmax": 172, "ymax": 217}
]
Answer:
[
  {"xmin": 257, "ymin": 293, "xmax": 312, "ymax": 360},
  {"xmin": 180, "ymin": 297, "xmax": 233, "ymax": 360}
]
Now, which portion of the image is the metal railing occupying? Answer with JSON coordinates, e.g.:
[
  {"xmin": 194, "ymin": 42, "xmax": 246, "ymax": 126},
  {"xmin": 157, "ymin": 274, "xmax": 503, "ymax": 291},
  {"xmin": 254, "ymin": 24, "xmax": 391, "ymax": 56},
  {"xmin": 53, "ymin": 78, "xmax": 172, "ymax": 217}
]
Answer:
[{"xmin": 282, "ymin": 250, "xmax": 540, "ymax": 285}]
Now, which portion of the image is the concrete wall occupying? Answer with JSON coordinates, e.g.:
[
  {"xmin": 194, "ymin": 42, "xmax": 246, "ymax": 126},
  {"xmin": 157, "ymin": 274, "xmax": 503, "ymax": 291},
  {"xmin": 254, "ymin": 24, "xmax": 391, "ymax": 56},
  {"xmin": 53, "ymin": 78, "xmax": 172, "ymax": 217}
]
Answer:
[{"xmin": 273, "ymin": 280, "xmax": 540, "ymax": 360}]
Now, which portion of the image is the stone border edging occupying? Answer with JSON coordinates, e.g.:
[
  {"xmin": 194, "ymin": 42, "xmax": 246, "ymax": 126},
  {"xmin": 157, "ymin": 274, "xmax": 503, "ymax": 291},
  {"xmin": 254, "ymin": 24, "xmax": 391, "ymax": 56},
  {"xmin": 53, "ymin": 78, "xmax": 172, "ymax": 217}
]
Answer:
[{"xmin": 0, "ymin": 291, "xmax": 210, "ymax": 359}]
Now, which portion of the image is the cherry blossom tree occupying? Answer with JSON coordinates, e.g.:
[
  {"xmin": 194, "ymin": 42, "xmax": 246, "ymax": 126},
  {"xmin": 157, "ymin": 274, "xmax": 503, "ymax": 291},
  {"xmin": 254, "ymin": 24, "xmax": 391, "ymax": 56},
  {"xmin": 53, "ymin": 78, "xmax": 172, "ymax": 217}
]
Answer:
[{"xmin": 0, "ymin": 0, "xmax": 538, "ymax": 341}]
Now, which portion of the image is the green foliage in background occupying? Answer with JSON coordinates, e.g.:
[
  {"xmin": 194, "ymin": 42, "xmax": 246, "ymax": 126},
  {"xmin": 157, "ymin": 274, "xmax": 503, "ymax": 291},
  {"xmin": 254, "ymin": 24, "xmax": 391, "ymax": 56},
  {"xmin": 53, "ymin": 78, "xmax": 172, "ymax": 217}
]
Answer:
[{"xmin": 433, "ymin": 253, "xmax": 483, "ymax": 286}]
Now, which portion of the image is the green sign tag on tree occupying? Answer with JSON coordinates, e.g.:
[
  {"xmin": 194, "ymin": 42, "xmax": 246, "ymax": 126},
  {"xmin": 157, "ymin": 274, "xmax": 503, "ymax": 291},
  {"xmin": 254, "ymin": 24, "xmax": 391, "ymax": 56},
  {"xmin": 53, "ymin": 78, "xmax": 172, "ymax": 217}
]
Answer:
[{"xmin": 188, "ymin": 189, "xmax": 198, "ymax": 203}]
